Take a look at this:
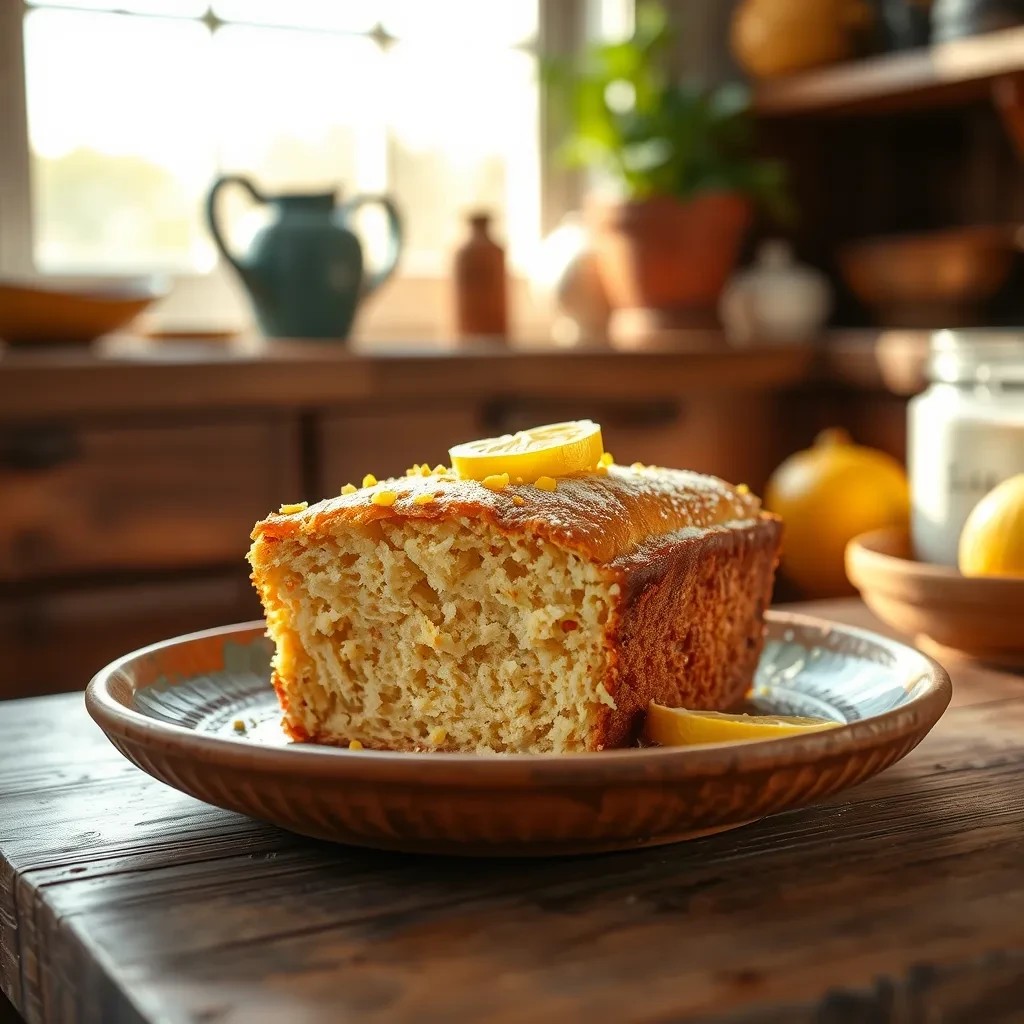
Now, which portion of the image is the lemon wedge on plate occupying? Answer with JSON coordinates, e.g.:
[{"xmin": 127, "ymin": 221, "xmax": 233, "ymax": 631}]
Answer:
[
  {"xmin": 645, "ymin": 703, "xmax": 840, "ymax": 747},
  {"xmin": 449, "ymin": 420, "xmax": 604, "ymax": 483}
]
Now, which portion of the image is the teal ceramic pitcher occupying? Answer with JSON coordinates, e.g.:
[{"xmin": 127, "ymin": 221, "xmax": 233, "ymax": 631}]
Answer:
[{"xmin": 206, "ymin": 175, "xmax": 402, "ymax": 340}]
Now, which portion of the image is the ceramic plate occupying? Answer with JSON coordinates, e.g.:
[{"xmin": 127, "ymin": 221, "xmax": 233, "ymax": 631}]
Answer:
[
  {"xmin": 86, "ymin": 612, "xmax": 951, "ymax": 857},
  {"xmin": 847, "ymin": 526, "xmax": 1024, "ymax": 668}
]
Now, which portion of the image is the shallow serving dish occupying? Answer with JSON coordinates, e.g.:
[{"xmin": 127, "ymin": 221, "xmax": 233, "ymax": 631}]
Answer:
[
  {"xmin": 86, "ymin": 611, "xmax": 951, "ymax": 857},
  {"xmin": 837, "ymin": 225, "xmax": 1019, "ymax": 328},
  {"xmin": 0, "ymin": 274, "xmax": 166, "ymax": 346},
  {"xmin": 847, "ymin": 526, "xmax": 1024, "ymax": 668}
]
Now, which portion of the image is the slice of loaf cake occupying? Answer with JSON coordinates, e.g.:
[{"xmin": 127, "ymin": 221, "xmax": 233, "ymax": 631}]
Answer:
[{"xmin": 249, "ymin": 461, "xmax": 781, "ymax": 754}]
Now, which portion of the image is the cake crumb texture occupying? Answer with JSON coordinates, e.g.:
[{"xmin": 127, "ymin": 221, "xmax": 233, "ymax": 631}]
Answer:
[{"xmin": 251, "ymin": 517, "xmax": 615, "ymax": 753}]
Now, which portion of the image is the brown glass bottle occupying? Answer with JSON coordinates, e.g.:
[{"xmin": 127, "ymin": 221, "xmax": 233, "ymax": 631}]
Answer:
[{"xmin": 453, "ymin": 212, "xmax": 508, "ymax": 341}]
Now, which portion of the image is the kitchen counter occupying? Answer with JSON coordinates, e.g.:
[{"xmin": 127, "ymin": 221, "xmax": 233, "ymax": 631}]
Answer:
[{"xmin": 3, "ymin": 599, "xmax": 1023, "ymax": 1024}]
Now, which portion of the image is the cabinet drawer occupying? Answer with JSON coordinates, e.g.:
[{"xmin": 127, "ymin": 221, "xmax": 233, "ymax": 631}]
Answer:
[
  {"xmin": 317, "ymin": 404, "xmax": 482, "ymax": 492},
  {"xmin": 0, "ymin": 416, "xmax": 300, "ymax": 580},
  {"xmin": 0, "ymin": 573, "xmax": 262, "ymax": 699}
]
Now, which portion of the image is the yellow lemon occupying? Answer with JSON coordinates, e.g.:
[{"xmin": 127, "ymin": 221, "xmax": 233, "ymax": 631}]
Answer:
[
  {"xmin": 766, "ymin": 428, "xmax": 909, "ymax": 597},
  {"xmin": 645, "ymin": 704, "xmax": 840, "ymax": 746},
  {"xmin": 958, "ymin": 474, "xmax": 1024, "ymax": 578},
  {"xmin": 449, "ymin": 420, "xmax": 604, "ymax": 483}
]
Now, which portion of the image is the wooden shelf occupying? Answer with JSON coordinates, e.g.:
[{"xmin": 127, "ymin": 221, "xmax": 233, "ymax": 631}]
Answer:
[
  {"xmin": 0, "ymin": 335, "xmax": 818, "ymax": 420},
  {"xmin": 754, "ymin": 26, "xmax": 1024, "ymax": 117},
  {"xmin": 818, "ymin": 329, "xmax": 930, "ymax": 395},
  {"xmin": 0, "ymin": 331, "xmax": 929, "ymax": 422}
]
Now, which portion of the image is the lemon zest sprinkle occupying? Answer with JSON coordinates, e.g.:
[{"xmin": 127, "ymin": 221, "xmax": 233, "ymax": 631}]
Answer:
[{"xmin": 482, "ymin": 472, "xmax": 510, "ymax": 492}]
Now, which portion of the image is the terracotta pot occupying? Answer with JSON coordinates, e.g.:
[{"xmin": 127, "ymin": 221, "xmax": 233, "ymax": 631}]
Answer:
[{"xmin": 587, "ymin": 192, "xmax": 753, "ymax": 316}]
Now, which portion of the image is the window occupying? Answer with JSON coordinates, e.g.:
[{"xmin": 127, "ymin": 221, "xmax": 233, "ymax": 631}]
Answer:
[{"xmin": 0, "ymin": 0, "xmax": 627, "ymax": 336}]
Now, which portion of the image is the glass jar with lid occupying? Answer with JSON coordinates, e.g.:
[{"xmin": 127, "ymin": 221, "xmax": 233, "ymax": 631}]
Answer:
[{"xmin": 909, "ymin": 330, "xmax": 1024, "ymax": 566}]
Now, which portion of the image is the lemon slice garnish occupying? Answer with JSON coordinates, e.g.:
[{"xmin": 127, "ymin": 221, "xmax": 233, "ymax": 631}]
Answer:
[
  {"xmin": 449, "ymin": 421, "xmax": 604, "ymax": 483},
  {"xmin": 645, "ymin": 704, "xmax": 840, "ymax": 747}
]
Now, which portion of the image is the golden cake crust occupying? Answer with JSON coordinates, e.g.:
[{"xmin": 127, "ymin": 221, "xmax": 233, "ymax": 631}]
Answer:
[
  {"xmin": 252, "ymin": 465, "xmax": 763, "ymax": 565},
  {"xmin": 593, "ymin": 515, "xmax": 781, "ymax": 748}
]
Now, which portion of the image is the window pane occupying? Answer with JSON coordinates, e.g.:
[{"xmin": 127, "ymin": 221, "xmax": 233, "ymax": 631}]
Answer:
[
  {"xmin": 25, "ymin": 9, "xmax": 215, "ymax": 271},
  {"xmin": 212, "ymin": 0, "xmax": 379, "ymax": 33},
  {"xmin": 382, "ymin": 0, "xmax": 537, "ymax": 45},
  {"xmin": 27, "ymin": 0, "xmax": 207, "ymax": 16},
  {"xmin": 590, "ymin": 0, "xmax": 634, "ymax": 40},
  {"xmin": 213, "ymin": 25, "xmax": 385, "ymax": 197},
  {"xmin": 385, "ymin": 44, "xmax": 539, "ymax": 273}
]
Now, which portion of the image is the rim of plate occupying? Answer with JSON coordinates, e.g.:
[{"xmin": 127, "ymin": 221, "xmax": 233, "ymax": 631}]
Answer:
[{"xmin": 85, "ymin": 610, "xmax": 952, "ymax": 788}]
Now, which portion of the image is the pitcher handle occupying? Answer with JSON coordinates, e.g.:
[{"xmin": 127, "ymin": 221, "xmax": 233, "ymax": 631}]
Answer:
[
  {"xmin": 343, "ymin": 195, "xmax": 403, "ymax": 298},
  {"xmin": 206, "ymin": 175, "xmax": 266, "ymax": 280}
]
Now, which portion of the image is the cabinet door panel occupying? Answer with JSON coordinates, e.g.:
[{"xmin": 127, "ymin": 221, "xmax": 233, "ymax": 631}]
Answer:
[
  {"xmin": 0, "ymin": 573, "xmax": 261, "ymax": 699},
  {"xmin": 0, "ymin": 415, "xmax": 300, "ymax": 580},
  {"xmin": 318, "ymin": 405, "xmax": 482, "ymax": 491}
]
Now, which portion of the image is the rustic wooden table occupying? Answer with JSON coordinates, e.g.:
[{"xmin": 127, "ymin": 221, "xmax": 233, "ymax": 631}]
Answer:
[{"xmin": 2, "ymin": 599, "xmax": 1023, "ymax": 1024}]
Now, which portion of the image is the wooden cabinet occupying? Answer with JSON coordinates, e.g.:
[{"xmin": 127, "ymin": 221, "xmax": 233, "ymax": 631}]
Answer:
[
  {"xmin": 317, "ymin": 404, "xmax": 482, "ymax": 491},
  {"xmin": 0, "ymin": 572, "xmax": 261, "ymax": 699},
  {"xmin": 0, "ymin": 343, "xmax": 878, "ymax": 699},
  {"xmin": 0, "ymin": 411, "xmax": 297, "ymax": 697},
  {"xmin": 0, "ymin": 415, "xmax": 300, "ymax": 580}
]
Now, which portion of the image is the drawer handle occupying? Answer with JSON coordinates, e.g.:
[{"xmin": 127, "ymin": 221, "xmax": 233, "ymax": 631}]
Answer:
[{"xmin": 0, "ymin": 426, "xmax": 81, "ymax": 471}]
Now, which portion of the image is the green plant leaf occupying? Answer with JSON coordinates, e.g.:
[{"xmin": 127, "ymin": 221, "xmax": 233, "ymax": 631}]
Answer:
[{"xmin": 544, "ymin": 0, "xmax": 793, "ymax": 216}]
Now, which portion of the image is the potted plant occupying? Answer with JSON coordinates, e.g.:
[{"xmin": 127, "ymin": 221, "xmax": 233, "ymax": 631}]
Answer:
[{"xmin": 546, "ymin": 3, "xmax": 790, "ymax": 337}]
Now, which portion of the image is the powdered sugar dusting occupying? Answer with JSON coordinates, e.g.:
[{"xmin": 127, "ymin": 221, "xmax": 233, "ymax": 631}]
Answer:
[{"xmin": 255, "ymin": 464, "xmax": 764, "ymax": 566}]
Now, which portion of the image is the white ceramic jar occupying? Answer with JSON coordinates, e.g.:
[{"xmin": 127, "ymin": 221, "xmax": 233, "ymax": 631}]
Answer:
[
  {"xmin": 719, "ymin": 240, "xmax": 832, "ymax": 345},
  {"xmin": 909, "ymin": 330, "xmax": 1024, "ymax": 567}
]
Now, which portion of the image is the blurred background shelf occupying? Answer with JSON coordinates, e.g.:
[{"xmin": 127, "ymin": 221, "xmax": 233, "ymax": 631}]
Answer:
[
  {"xmin": 0, "ymin": 331, "xmax": 929, "ymax": 419},
  {"xmin": 754, "ymin": 25, "xmax": 1024, "ymax": 117},
  {"xmin": 0, "ymin": 335, "xmax": 821, "ymax": 418},
  {"xmin": 0, "ymin": 332, "xmax": 920, "ymax": 699}
]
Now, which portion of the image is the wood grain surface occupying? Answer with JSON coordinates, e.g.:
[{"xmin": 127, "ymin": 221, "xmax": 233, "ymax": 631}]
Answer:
[
  {"xmin": 0, "ymin": 414, "xmax": 300, "ymax": 580},
  {"xmin": 0, "ymin": 339, "xmax": 817, "ymax": 421},
  {"xmin": 2, "ymin": 599, "xmax": 1023, "ymax": 1024}
]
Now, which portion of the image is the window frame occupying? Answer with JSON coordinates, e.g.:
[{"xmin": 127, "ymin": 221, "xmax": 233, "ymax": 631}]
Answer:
[{"xmin": 0, "ymin": 0, "xmax": 610, "ymax": 340}]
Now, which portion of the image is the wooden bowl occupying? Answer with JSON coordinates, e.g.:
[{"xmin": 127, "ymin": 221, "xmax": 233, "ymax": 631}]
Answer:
[
  {"xmin": 0, "ymin": 275, "xmax": 167, "ymax": 346},
  {"xmin": 846, "ymin": 526, "xmax": 1024, "ymax": 667},
  {"xmin": 837, "ymin": 226, "xmax": 1019, "ymax": 328}
]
